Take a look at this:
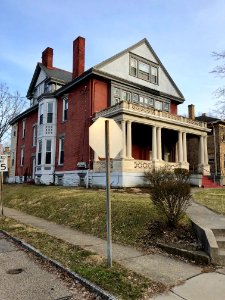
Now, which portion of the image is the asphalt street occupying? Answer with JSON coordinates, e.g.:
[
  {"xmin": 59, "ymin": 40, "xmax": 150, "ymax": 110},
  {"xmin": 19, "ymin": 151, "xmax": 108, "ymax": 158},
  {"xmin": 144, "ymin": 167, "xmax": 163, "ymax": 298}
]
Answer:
[{"xmin": 0, "ymin": 232, "xmax": 101, "ymax": 300}]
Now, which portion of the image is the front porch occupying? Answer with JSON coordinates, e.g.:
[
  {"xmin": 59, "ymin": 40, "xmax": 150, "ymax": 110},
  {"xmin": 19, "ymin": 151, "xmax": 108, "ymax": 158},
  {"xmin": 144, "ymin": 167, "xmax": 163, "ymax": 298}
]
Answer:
[{"xmin": 92, "ymin": 101, "xmax": 211, "ymax": 176}]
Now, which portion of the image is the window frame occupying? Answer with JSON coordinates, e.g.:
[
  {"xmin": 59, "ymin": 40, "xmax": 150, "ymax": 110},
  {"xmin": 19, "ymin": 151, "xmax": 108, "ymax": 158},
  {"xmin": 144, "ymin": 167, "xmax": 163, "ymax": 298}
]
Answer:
[
  {"xmin": 63, "ymin": 97, "xmax": 68, "ymax": 122},
  {"xmin": 58, "ymin": 136, "xmax": 64, "ymax": 165},
  {"xmin": 20, "ymin": 147, "xmax": 24, "ymax": 166},
  {"xmin": 22, "ymin": 119, "xmax": 26, "ymax": 138},
  {"xmin": 45, "ymin": 139, "xmax": 52, "ymax": 165},
  {"xmin": 129, "ymin": 54, "xmax": 159, "ymax": 85},
  {"xmin": 37, "ymin": 140, "xmax": 42, "ymax": 165},
  {"xmin": 33, "ymin": 125, "xmax": 37, "ymax": 146},
  {"xmin": 47, "ymin": 102, "xmax": 53, "ymax": 123},
  {"xmin": 39, "ymin": 103, "xmax": 44, "ymax": 125}
]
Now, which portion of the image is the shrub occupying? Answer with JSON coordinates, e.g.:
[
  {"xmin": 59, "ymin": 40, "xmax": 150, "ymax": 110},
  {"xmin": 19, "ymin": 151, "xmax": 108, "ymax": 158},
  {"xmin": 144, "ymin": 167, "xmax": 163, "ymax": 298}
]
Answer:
[{"xmin": 145, "ymin": 168, "xmax": 191, "ymax": 228}]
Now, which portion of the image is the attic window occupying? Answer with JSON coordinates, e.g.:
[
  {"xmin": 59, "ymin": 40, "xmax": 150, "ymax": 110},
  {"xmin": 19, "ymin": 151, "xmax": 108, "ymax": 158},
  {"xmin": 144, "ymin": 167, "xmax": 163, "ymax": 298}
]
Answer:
[{"xmin": 129, "ymin": 54, "xmax": 158, "ymax": 85}]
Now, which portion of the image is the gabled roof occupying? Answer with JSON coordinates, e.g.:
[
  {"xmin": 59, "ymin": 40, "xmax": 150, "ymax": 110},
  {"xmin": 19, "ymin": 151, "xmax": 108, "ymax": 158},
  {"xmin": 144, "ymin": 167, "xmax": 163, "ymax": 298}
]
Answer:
[
  {"xmin": 26, "ymin": 63, "xmax": 72, "ymax": 98},
  {"xmin": 94, "ymin": 38, "xmax": 185, "ymax": 101}
]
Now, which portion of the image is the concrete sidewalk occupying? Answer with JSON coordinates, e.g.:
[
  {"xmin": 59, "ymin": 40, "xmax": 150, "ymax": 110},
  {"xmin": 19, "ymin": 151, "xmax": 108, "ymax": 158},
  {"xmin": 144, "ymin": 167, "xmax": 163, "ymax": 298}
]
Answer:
[
  {"xmin": 4, "ymin": 206, "xmax": 202, "ymax": 287},
  {"xmin": 187, "ymin": 200, "xmax": 225, "ymax": 230},
  {"xmin": 5, "ymin": 205, "xmax": 225, "ymax": 300}
]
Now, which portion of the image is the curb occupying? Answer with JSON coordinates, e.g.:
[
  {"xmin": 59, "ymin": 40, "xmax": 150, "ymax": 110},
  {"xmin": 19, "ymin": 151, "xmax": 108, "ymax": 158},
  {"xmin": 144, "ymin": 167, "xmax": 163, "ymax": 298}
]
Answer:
[{"xmin": 1, "ymin": 230, "xmax": 117, "ymax": 300}]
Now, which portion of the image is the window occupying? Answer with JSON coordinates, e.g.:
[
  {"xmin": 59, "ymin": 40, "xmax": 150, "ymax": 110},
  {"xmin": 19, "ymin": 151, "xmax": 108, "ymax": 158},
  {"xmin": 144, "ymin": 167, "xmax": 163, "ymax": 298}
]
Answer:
[
  {"xmin": 33, "ymin": 125, "xmax": 37, "ymax": 146},
  {"xmin": 11, "ymin": 152, "xmax": 15, "ymax": 167},
  {"xmin": 121, "ymin": 91, "xmax": 131, "ymax": 101},
  {"xmin": 47, "ymin": 102, "xmax": 53, "ymax": 123},
  {"xmin": 13, "ymin": 126, "xmax": 16, "ymax": 137},
  {"xmin": 45, "ymin": 140, "xmax": 52, "ymax": 164},
  {"xmin": 38, "ymin": 140, "xmax": 42, "ymax": 165},
  {"xmin": 139, "ymin": 61, "xmax": 150, "ymax": 81},
  {"xmin": 39, "ymin": 103, "xmax": 44, "ymax": 124},
  {"xmin": 58, "ymin": 137, "xmax": 64, "ymax": 165},
  {"xmin": 132, "ymin": 93, "xmax": 139, "ymax": 102},
  {"xmin": 20, "ymin": 147, "xmax": 24, "ymax": 166},
  {"xmin": 130, "ymin": 57, "xmax": 137, "ymax": 76},
  {"xmin": 130, "ymin": 55, "xmax": 158, "ymax": 84},
  {"xmin": 155, "ymin": 100, "xmax": 162, "ymax": 111},
  {"xmin": 163, "ymin": 102, "xmax": 169, "ymax": 112},
  {"xmin": 63, "ymin": 98, "xmax": 68, "ymax": 121},
  {"xmin": 151, "ymin": 66, "xmax": 158, "ymax": 84},
  {"xmin": 22, "ymin": 120, "xmax": 26, "ymax": 138}
]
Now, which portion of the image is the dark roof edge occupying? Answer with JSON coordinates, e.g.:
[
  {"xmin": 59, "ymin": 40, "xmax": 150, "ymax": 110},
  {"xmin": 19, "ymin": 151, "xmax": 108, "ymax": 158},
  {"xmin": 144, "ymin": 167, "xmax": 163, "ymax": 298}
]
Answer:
[
  {"xmin": 54, "ymin": 68, "xmax": 93, "ymax": 96},
  {"xmin": 10, "ymin": 104, "xmax": 38, "ymax": 125}
]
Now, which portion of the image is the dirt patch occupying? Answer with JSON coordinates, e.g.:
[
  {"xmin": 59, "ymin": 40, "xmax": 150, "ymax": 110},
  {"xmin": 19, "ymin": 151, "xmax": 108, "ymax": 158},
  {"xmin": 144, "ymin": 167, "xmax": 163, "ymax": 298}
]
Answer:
[{"xmin": 141, "ymin": 220, "xmax": 201, "ymax": 252}]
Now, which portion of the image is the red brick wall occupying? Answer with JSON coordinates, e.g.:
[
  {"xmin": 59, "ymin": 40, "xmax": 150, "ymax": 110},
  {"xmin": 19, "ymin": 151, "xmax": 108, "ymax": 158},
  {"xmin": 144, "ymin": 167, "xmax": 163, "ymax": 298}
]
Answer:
[
  {"xmin": 16, "ymin": 109, "xmax": 38, "ymax": 177},
  {"xmin": 170, "ymin": 100, "xmax": 178, "ymax": 115},
  {"xmin": 92, "ymin": 79, "xmax": 108, "ymax": 113},
  {"xmin": 55, "ymin": 80, "xmax": 92, "ymax": 171},
  {"xmin": 55, "ymin": 77, "xmax": 109, "ymax": 171}
]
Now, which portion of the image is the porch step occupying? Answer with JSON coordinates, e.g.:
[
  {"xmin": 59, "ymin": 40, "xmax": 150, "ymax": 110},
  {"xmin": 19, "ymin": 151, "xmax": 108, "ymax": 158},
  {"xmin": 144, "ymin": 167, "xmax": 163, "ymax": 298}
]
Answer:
[
  {"xmin": 216, "ymin": 236, "xmax": 225, "ymax": 248},
  {"xmin": 212, "ymin": 229, "xmax": 225, "ymax": 237},
  {"xmin": 218, "ymin": 249, "xmax": 225, "ymax": 265},
  {"xmin": 202, "ymin": 176, "xmax": 221, "ymax": 188}
]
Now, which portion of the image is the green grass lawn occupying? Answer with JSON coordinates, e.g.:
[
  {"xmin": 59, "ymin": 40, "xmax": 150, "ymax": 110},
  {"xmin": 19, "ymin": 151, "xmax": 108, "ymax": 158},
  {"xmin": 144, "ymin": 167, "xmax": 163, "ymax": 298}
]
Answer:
[
  {"xmin": 0, "ymin": 217, "xmax": 166, "ymax": 300},
  {"xmin": 2, "ymin": 184, "xmax": 160, "ymax": 247},
  {"xmin": 193, "ymin": 188, "xmax": 225, "ymax": 215}
]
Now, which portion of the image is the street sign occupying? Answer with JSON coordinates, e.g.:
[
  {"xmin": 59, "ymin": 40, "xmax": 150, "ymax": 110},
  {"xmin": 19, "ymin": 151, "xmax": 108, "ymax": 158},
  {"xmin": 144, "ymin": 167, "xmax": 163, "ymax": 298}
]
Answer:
[
  {"xmin": 89, "ymin": 117, "xmax": 123, "ymax": 158},
  {"xmin": 0, "ymin": 155, "xmax": 8, "ymax": 172}
]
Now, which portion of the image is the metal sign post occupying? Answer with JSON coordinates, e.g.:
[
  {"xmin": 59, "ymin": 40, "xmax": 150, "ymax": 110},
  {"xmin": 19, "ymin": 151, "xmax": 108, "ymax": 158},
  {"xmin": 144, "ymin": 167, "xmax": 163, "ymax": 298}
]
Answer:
[
  {"xmin": 89, "ymin": 117, "xmax": 123, "ymax": 268},
  {"xmin": 105, "ymin": 120, "xmax": 112, "ymax": 267},
  {"xmin": 0, "ymin": 172, "xmax": 3, "ymax": 216},
  {"xmin": 0, "ymin": 155, "xmax": 8, "ymax": 217}
]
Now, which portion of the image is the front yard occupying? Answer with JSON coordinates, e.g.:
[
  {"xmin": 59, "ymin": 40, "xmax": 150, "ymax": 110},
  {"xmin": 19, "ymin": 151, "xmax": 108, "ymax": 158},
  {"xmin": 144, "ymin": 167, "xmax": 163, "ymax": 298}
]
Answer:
[
  {"xmin": 2, "ymin": 184, "xmax": 159, "ymax": 247},
  {"xmin": 193, "ymin": 188, "xmax": 225, "ymax": 215}
]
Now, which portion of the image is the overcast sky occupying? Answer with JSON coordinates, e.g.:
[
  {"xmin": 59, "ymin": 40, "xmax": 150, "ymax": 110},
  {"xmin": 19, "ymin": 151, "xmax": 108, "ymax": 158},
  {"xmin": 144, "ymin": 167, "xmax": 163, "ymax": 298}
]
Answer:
[{"xmin": 1, "ymin": 0, "xmax": 225, "ymax": 116}]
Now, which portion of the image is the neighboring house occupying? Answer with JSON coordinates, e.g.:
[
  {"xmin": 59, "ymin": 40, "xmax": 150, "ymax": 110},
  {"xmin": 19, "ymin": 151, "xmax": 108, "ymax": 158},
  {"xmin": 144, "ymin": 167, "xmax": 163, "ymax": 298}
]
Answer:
[
  {"xmin": 195, "ymin": 113, "xmax": 225, "ymax": 181},
  {"xmin": 9, "ymin": 36, "xmax": 210, "ymax": 187}
]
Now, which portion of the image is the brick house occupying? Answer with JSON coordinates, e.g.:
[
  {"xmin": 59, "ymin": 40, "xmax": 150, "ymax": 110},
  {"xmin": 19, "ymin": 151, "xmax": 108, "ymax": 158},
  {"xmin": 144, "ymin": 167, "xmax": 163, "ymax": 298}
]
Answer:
[
  {"xmin": 9, "ymin": 36, "xmax": 210, "ymax": 187},
  {"xmin": 195, "ymin": 113, "xmax": 225, "ymax": 181}
]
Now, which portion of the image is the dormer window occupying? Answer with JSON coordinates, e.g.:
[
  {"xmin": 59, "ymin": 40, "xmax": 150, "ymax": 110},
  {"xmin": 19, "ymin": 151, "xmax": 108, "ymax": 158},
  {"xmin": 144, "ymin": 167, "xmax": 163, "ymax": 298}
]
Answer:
[
  {"xmin": 130, "ymin": 57, "xmax": 137, "ymax": 76},
  {"xmin": 129, "ymin": 54, "xmax": 158, "ymax": 85}
]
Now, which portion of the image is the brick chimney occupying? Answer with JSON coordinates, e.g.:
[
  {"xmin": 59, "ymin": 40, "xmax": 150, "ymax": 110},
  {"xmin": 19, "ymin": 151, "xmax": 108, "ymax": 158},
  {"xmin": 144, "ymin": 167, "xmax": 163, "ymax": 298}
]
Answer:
[
  {"xmin": 72, "ymin": 36, "xmax": 85, "ymax": 79},
  {"xmin": 188, "ymin": 104, "xmax": 195, "ymax": 120},
  {"xmin": 42, "ymin": 47, "xmax": 53, "ymax": 69}
]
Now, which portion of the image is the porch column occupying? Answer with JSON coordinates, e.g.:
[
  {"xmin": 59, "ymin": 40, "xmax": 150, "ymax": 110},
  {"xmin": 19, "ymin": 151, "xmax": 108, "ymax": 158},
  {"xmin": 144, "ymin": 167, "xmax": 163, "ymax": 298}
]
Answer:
[
  {"xmin": 127, "ymin": 120, "xmax": 132, "ymax": 158},
  {"xmin": 204, "ymin": 136, "xmax": 208, "ymax": 164},
  {"xmin": 120, "ymin": 120, "xmax": 126, "ymax": 158},
  {"xmin": 157, "ymin": 127, "xmax": 162, "ymax": 160},
  {"xmin": 178, "ymin": 131, "xmax": 183, "ymax": 162},
  {"xmin": 182, "ymin": 132, "xmax": 187, "ymax": 163},
  {"xmin": 199, "ymin": 136, "xmax": 204, "ymax": 164},
  {"xmin": 152, "ymin": 126, "xmax": 157, "ymax": 161}
]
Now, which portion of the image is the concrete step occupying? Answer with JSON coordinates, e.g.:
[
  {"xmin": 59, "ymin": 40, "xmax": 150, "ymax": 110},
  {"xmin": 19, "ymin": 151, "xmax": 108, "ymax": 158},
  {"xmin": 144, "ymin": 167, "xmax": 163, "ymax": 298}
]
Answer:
[
  {"xmin": 218, "ymin": 249, "xmax": 225, "ymax": 265},
  {"xmin": 212, "ymin": 229, "xmax": 225, "ymax": 237},
  {"xmin": 216, "ymin": 236, "xmax": 225, "ymax": 248}
]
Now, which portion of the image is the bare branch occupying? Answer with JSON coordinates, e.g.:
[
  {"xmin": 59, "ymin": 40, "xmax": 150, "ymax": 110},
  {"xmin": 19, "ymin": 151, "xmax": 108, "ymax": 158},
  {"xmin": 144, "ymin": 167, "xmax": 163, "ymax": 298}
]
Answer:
[{"xmin": 0, "ymin": 82, "xmax": 28, "ymax": 143}]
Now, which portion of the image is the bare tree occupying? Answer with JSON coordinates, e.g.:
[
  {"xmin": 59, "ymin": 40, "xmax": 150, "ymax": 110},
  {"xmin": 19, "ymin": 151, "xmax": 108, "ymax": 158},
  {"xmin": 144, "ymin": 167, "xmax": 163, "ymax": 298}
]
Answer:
[
  {"xmin": 211, "ymin": 51, "xmax": 225, "ymax": 117},
  {"xmin": 0, "ymin": 83, "xmax": 27, "ymax": 143}
]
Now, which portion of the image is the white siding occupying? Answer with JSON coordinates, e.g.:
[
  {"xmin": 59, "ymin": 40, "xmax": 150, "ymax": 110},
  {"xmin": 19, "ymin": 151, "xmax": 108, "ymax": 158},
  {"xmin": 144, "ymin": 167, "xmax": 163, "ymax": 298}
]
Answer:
[{"xmin": 98, "ymin": 43, "xmax": 181, "ymax": 98}]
